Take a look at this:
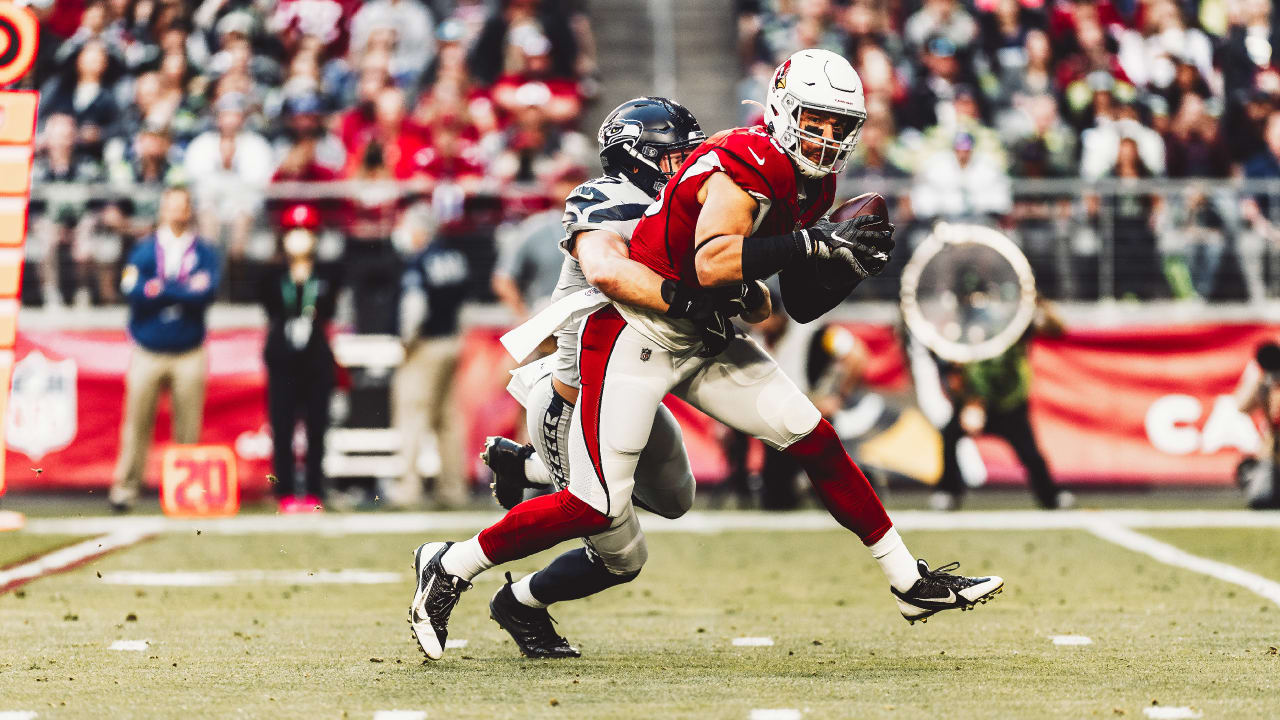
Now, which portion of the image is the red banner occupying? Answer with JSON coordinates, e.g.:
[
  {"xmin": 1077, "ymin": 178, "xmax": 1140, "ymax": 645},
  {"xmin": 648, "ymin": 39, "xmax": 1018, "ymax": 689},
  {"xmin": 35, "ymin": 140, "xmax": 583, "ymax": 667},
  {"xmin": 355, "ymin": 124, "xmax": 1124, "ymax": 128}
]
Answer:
[{"xmin": 3, "ymin": 322, "xmax": 1269, "ymax": 496}]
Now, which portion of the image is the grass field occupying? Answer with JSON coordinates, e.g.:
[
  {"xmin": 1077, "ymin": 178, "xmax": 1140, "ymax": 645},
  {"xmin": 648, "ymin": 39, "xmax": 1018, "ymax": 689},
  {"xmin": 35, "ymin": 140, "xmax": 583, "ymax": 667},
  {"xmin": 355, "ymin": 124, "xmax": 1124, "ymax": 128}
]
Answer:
[{"xmin": 2, "ymin": 505, "xmax": 1279, "ymax": 719}]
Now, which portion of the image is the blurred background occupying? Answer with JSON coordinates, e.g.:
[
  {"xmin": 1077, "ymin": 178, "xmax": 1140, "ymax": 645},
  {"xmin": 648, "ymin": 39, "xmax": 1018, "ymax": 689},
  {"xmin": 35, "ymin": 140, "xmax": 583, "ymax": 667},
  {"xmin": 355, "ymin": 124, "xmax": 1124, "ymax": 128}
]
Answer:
[{"xmin": 7, "ymin": 0, "xmax": 1280, "ymax": 514}]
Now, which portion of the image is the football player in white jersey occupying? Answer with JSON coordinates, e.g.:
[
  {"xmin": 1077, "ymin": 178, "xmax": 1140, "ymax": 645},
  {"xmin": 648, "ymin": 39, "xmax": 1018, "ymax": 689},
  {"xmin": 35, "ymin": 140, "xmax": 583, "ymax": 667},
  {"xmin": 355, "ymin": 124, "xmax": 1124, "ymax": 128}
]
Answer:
[{"xmin": 472, "ymin": 98, "xmax": 738, "ymax": 658}]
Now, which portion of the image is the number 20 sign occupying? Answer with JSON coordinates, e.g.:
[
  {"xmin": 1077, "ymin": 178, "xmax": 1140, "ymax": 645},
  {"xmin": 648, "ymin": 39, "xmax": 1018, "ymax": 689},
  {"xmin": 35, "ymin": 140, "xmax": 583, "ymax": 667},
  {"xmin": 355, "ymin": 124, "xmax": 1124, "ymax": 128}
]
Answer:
[{"xmin": 161, "ymin": 445, "xmax": 240, "ymax": 517}]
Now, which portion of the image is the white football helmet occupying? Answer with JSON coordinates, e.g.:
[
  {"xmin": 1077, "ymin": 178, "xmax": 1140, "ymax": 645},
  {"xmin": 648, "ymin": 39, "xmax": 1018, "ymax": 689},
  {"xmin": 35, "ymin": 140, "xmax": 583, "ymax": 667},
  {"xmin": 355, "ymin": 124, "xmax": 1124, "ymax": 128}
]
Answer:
[{"xmin": 764, "ymin": 49, "xmax": 868, "ymax": 179}]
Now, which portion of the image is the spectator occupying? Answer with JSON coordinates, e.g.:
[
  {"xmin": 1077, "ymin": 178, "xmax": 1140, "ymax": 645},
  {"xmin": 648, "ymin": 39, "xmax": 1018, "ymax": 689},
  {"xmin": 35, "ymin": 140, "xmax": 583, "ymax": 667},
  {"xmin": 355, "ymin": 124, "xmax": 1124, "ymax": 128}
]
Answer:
[
  {"xmin": 1234, "ymin": 341, "xmax": 1280, "ymax": 509},
  {"xmin": 1092, "ymin": 137, "xmax": 1168, "ymax": 299},
  {"xmin": 350, "ymin": 0, "xmax": 436, "ymax": 80},
  {"xmin": 487, "ymin": 83, "xmax": 591, "ymax": 185},
  {"xmin": 411, "ymin": 116, "xmax": 486, "ymax": 192},
  {"xmin": 345, "ymin": 86, "xmax": 428, "ymax": 180},
  {"xmin": 762, "ymin": 0, "xmax": 845, "ymax": 62},
  {"xmin": 492, "ymin": 166, "xmax": 586, "ymax": 320},
  {"xmin": 183, "ymin": 92, "xmax": 273, "ymax": 269},
  {"xmin": 1241, "ymin": 109, "xmax": 1280, "ymax": 301},
  {"xmin": 393, "ymin": 223, "xmax": 471, "ymax": 508},
  {"xmin": 272, "ymin": 93, "xmax": 347, "ymax": 177},
  {"xmin": 30, "ymin": 114, "xmax": 106, "ymax": 307},
  {"xmin": 109, "ymin": 186, "xmax": 220, "ymax": 513},
  {"xmin": 468, "ymin": 0, "xmax": 580, "ymax": 86},
  {"xmin": 910, "ymin": 131, "xmax": 1012, "ymax": 222},
  {"xmin": 904, "ymin": 0, "xmax": 979, "ymax": 54},
  {"xmin": 898, "ymin": 34, "xmax": 982, "ymax": 131},
  {"xmin": 40, "ymin": 39, "xmax": 120, "ymax": 160},
  {"xmin": 489, "ymin": 29, "xmax": 581, "ymax": 126},
  {"xmin": 260, "ymin": 205, "xmax": 340, "ymax": 513},
  {"xmin": 1079, "ymin": 96, "xmax": 1166, "ymax": 181}
]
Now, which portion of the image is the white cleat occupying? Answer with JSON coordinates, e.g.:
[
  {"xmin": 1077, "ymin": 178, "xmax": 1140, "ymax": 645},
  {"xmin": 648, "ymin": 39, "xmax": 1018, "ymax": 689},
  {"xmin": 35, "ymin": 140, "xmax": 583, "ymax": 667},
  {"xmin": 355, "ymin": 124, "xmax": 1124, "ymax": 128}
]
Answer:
[{"xmin": 408, "ymin": 541, "xmax": 471, "ymax": 660}]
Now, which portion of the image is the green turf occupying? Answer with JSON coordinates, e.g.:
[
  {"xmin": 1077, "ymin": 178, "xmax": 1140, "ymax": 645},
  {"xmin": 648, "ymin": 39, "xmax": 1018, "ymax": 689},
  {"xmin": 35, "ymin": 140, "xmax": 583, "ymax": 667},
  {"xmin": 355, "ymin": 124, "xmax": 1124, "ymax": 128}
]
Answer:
[
  {"xmin": 1145, "ymin": 527, "xmax": 1280, "ymax": 582},
  {"xmin": 0, "ymin": 534, "xmax": 87, "ymax": 568},
  {"xmin": 1, "ymin": 527, "xmax": 1277, "ymax": 719}
]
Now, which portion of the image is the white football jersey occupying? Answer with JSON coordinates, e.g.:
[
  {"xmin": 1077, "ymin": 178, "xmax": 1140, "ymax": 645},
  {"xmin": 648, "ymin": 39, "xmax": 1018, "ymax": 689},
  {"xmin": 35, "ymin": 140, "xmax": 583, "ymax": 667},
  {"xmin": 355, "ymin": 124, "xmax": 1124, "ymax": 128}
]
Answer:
[{"xmin": 550, "ymin": 174, "xmax": 655, "ymax": 388}]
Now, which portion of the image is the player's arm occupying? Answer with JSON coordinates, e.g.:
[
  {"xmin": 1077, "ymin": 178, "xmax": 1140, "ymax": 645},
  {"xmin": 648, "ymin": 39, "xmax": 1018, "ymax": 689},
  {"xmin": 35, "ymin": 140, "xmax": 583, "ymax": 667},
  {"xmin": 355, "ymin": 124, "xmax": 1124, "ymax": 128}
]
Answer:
[
  {"xmin": 573, "ymin": 229, "xmax": 669, "ymax": 313},
  {"xmin": 693, "ymin": 172, "xmax": 894, "ymax": 288}
]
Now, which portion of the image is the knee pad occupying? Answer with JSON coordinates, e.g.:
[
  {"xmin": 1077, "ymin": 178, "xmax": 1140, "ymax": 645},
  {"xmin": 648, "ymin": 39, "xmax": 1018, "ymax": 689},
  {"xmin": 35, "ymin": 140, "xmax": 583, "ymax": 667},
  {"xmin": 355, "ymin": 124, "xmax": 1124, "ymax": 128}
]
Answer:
[
  {"xmin": 586, "ymin": 514, "xmax": 649, "ymax": 575},
  {"xmin": 756, "ymin": 378, "xmax": 822, "ymax": 450},
  {"xmin": 588, "ymin": 548, "xmax": 641, "ymax": 582}
]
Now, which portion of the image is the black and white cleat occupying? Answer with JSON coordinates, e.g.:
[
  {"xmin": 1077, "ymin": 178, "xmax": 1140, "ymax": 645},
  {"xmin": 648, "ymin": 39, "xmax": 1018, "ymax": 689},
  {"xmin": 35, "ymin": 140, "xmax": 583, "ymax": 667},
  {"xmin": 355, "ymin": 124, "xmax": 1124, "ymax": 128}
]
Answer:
[
  {"xmin": 481, "ymin": 436, "xmax": 537, "ymax": 510},
  {"xmin": 892, "ymin": 559, "xmax": 1004, "ymax": 624},
  {"xmin": 408, "ymin": 541, "xmax": 471, "ymax": 660},
  {"xmin": 489, "ymin": 573, "xmax": 581, "ymax": 659}
]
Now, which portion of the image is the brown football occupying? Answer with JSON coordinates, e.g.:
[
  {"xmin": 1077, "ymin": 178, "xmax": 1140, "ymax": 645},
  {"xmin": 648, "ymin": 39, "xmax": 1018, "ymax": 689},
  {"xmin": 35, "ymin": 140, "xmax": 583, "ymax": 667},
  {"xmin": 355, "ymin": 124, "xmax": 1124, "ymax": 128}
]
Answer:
[
  {"xmin": 829, "ymin": 192, "xmax": 890, "ymax": 228},
  {"xmin": 807, "ymin": 192, "xmax": 890, "ymax": 290}
]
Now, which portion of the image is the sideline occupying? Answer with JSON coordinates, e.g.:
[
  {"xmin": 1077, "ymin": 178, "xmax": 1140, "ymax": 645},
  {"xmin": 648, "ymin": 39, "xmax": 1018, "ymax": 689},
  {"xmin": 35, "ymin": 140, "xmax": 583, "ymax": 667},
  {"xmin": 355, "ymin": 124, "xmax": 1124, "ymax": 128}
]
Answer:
[
  {"xmin": 0, "ymin": 530, "xmax": 151, "ymax": 594},
  {"xmin": 21, "ymin": 509, "xmax": 1280, "ymax": 537},
  {"xmin": 1088, "ymin": 523, "xmax": 1280, "ymax": 607}
]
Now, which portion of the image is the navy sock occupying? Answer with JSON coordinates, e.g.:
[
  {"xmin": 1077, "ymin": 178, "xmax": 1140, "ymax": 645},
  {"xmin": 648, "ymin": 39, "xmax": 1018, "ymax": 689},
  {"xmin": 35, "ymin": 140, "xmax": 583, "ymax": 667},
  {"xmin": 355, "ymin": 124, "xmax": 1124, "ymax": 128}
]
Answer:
[{"xmin": 528, "ymin": 548, "xmax": 638, "ymax": 605}]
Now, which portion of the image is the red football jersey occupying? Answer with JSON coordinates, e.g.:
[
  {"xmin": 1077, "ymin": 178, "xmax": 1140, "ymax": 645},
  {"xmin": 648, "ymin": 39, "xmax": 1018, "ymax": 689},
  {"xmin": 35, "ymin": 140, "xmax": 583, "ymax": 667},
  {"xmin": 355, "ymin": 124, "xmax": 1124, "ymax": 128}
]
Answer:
[{"xmin": 628, "ymin": 126, "xmax": 836, "ymax": 287}]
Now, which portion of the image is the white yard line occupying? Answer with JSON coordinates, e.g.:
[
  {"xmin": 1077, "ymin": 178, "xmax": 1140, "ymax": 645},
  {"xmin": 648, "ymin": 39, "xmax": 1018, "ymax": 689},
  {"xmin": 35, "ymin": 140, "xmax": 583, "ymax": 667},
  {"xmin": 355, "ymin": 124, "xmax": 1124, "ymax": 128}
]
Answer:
[
  {"xmin": 1049, "ymin": 635, "xmax": 1093, "ymax": 646},
  {"xmin": 1143, "ymin": 707, "xmax": 1202, "ymax": 719},
  {"xmin": 732, "ymin": 637, "xmax": 774, "ymax": 647},
  {"xmin": 0, "ymin": 531, "xmax": 151, "ymax": 593},
  {"xmin": 372, "ymin": 712, "xmax": 427, "ymax": 720},
  {"xmin": 749, "ymin": 710, "xmax": 802, "ymax": 720},
  {"xmin": 109, "ymin": 640, "xmax": 150, "ymax": 651},
  {"xmin": 99, "ymin": 569, "xmax": 404, "ymax": 587},
  {"xmin": 1089, "ymin": 523, "xmax": 1280, "ymax": 607},
  {"xmin": 21, "ymin": 509, "xmax": 1280, "ymax": 537},
  {"xmin": 0, "ymin": 713, "xmax": 38, "ymax": 720}
]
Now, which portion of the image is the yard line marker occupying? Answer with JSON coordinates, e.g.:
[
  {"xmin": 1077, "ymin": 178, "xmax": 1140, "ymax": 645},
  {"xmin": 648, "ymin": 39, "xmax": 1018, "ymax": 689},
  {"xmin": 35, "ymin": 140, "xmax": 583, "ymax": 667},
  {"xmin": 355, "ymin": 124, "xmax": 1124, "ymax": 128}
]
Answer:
[
  {"xmin": 109, "ymin": 640, "xmax": 149, "ymax": 651},
  {"xmin": 1049, "ymin": 635, "xmax": 1092, "ymax": 646},
  {"xmin": 444, "ymin": 639, "xmax": 468, "ymax": 649},
  {"xmin": 25, "ymin": 509, "xmax": 1280, "ymax": 537},
  {"xmin": 750, "ymin": 710, "xmax": 801, "ymax": 720},
  {"xmin": 1089, "ymin": 523, "xmax": 1280, "ymax": 607},
  {"xmin": 733, "ymin": 637, "xmax": 774, "ymax": 647},
  {"xmin": 372, "ymin": 712, "xmax": 427, "ymax": 720},
  {"xmin": 0, "ymin": 530, "xmax": 151, "ymax": 594},
  {"xmin": 1142, "ymin": 707, "xmax": 1201, "ymax": 719},
  {"xmin": 99, "ymin": 569, "xmax": 403, "ymax": 587}
]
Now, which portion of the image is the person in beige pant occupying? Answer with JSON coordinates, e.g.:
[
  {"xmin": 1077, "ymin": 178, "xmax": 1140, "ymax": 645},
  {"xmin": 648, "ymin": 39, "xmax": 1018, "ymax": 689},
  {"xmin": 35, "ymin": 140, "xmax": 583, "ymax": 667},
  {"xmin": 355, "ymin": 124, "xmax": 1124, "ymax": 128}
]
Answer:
[
  {"xmin": 110, "ymin": 187, "xmax": 219, "ymax": 511},
  {"xmin": 110, "ymin": 346, "xmax": 208, "ymax": 506},
  {"xmin": 392, "ymin": 337, "xmax": 466, "ymax": 507}
]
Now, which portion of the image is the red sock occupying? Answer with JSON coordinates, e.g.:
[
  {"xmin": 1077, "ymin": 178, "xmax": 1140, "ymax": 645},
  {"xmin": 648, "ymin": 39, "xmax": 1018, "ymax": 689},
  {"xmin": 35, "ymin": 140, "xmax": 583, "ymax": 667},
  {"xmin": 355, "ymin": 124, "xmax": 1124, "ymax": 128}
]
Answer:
[
  {"xmin": 477, "ymin": 489, "xmax": 611, "ymax": 564},
  {"xmin": 784, "ymin": 419, "xmax": 893, "ymax": 545}
]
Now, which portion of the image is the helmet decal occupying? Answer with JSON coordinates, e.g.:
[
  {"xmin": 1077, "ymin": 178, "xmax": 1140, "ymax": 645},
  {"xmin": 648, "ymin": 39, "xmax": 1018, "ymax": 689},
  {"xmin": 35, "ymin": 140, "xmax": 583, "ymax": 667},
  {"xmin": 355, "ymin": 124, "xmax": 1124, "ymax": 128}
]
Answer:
[{"xmin": 774, "ymin": 59, "xmax": 791, "ymax": 90}]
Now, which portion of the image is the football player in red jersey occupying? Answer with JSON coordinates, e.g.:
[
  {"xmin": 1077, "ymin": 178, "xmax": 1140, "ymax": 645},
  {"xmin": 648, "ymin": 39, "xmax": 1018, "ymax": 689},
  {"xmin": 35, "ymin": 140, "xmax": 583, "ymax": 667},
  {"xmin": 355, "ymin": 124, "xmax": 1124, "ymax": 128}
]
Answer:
[{"xmin": 408, "ymin": 50, "xmax": 1005, "ymax": 661}]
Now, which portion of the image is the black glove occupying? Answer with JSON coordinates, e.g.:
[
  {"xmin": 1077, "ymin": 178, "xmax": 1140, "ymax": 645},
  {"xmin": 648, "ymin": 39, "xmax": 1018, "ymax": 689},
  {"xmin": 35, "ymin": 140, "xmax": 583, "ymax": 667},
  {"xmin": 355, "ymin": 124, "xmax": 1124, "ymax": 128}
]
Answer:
[
  {"xmin": 799, "ymin": 214, "xmax": 895, "ymax": 279},
  {"xmin": 662, "ymin": 280, "xmax": 736, "ymax": 357},
  {"xmin": 711, "ymin": 280, "xmax": 768, "ymax": 318}
]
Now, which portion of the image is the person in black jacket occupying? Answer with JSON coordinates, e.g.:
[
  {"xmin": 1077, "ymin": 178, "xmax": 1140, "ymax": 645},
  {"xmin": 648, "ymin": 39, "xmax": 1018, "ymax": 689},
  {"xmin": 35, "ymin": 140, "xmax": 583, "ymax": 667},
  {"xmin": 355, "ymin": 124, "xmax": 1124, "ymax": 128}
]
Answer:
[{"xmin": 260, "ymin": 204, "xmax": 340, "ymax": 512}]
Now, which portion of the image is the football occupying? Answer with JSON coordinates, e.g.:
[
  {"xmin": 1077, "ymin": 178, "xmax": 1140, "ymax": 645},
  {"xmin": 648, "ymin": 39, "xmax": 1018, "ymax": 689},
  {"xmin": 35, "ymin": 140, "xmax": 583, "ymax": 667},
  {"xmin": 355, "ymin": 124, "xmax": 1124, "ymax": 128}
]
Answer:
[{"xmin": 816, "ymin": 192, "xmax": 890, "ymax": 288}]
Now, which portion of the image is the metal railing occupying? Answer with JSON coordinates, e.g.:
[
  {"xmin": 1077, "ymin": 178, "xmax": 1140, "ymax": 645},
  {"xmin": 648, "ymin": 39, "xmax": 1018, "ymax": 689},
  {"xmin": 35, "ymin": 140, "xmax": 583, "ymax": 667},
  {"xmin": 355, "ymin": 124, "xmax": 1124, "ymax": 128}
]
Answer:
[{"xmin": 22, "ymin": 177, "xmax": 1280, "ymax": 306}]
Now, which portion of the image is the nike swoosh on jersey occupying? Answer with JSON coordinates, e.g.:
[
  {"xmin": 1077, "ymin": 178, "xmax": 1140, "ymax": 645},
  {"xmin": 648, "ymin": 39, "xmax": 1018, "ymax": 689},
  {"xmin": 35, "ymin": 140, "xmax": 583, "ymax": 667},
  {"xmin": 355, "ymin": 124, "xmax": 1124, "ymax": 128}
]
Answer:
[{"xmin": 747, "ymin": 147, "xmax": 768, "ymax": 165}]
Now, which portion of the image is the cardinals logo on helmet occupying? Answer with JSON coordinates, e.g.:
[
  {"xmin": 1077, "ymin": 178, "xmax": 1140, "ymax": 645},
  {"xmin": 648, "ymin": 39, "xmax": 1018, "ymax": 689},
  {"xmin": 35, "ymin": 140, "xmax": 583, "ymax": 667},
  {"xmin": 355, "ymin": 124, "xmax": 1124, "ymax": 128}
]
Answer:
[{"xmin": 774, "ymin": 59, "xmax": 791, "ymax": 89}]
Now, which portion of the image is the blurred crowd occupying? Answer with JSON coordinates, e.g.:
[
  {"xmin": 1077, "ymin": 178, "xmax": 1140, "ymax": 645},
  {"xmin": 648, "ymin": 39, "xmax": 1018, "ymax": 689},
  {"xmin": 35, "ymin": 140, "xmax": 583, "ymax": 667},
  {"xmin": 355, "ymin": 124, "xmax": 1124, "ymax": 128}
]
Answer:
[
  {"xmin": 738, "ymin": 0, "xmax": 1280, "ymax": 301},
  {"xmin": 20, "ymin": 0, "xmax": 595, "ymax": 308}
]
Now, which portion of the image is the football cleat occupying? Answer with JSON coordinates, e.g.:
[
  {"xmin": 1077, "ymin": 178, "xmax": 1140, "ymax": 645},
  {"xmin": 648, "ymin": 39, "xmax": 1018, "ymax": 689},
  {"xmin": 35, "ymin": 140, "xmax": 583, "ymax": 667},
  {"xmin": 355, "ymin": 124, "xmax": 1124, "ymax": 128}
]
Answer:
[
  {"xmin": 489, "ymin": 573, "xmax": 581, "ymax": 659},
  {"xmin": 481, "ymin": 436, "xmax": 537, "ymax": 510},
  {"xmin": 892, "ymin": 559, "xmax": 1004, "ymax": 624},
  {"xmin": 408, "ymin": 541, "xmax": 471, "ymax": 660}
]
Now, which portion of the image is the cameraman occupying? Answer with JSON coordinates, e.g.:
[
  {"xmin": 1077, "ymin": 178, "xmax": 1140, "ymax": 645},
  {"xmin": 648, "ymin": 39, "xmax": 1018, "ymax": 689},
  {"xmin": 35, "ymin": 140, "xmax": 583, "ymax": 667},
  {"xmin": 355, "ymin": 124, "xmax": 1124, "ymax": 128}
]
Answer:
[{"xmin": 1235, "ymin": 342, "xmax": 1280, "ymax": 509}]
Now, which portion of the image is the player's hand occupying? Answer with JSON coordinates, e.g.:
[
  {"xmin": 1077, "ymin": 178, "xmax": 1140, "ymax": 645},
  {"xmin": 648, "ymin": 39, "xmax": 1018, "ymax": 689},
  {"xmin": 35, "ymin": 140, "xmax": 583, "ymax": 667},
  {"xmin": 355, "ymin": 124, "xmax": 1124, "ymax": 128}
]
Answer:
[
  {"xmin": 712, "ymin": 281, "xmax": 767, "ymax": 319},
  {"xmin": 801, "ymin": 215, "xmax": 895, "ymax": 278},
  {"xmin": 695, "ymin": 309, "xmax": 735, "ymax": 357}
]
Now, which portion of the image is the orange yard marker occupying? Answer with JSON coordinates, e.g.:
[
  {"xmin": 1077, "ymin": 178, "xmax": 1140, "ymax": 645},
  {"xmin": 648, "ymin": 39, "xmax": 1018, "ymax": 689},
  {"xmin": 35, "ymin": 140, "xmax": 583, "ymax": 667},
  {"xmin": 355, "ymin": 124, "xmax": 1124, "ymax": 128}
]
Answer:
[{"xmin": 160, "ymin": 445, "xmax": 240, "ymax": 518}]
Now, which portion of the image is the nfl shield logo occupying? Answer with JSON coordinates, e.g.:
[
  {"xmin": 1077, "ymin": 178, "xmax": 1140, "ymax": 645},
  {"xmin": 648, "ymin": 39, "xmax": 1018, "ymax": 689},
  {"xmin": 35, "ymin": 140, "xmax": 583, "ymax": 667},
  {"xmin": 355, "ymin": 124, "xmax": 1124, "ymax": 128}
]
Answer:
[
  {"xmin": 640, "ymin": 348, "xmax": 652, "ymax": 362},
  {"xmin": 6, "ymin": 351, "xmax": 78, "ymax": 461}
]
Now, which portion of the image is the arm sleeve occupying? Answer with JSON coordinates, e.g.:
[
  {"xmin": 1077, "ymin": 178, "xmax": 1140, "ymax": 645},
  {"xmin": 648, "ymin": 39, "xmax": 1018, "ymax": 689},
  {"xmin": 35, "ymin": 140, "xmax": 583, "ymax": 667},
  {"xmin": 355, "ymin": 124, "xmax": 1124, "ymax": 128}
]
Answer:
[{"xmin": 778, "ymin": 258, "xmax": 860, "ymax": 324}]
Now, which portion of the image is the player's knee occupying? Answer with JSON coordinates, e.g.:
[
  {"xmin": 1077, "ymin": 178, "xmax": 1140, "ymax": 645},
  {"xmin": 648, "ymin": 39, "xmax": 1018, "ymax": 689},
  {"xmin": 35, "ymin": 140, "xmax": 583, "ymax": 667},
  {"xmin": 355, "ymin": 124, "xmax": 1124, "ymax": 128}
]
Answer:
[
  {"xmin": 594, "ymin": 534, "xmax": 649, "ymax": 575},
  {"xmin": 651, "ymin": 476, "xmax": 694, "ymax": 519},
  {"xmin": 757, "ymin": 382, "xmax": 822, "ymax": 449}
]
